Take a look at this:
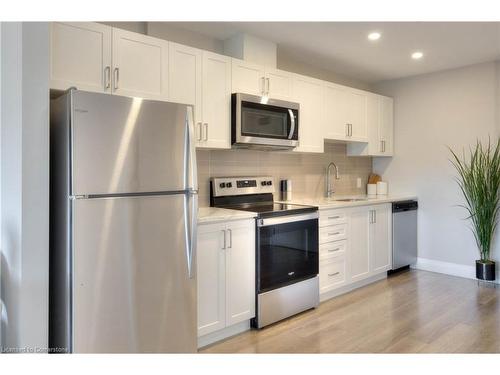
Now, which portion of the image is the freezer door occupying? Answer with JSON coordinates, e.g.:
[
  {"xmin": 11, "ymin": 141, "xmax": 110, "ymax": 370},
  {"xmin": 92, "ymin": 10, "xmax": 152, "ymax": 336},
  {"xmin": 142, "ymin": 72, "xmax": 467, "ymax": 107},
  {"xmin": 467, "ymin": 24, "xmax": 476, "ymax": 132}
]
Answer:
[
  {"xmin": 72, "ymin": 194, "xmax": 197, "ymax": 353},
  {"xmin": 71, "ymin": 91, "xmax": 195, "ymax": 195}
]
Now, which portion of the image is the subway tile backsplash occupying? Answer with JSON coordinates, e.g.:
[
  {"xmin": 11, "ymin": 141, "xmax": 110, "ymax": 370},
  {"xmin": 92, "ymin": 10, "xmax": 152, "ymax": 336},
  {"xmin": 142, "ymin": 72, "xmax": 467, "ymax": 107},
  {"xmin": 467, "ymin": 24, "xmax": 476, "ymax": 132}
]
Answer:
[{"xmin": 196, "ymin": 143, "xmax": 372, "ymax": 207}]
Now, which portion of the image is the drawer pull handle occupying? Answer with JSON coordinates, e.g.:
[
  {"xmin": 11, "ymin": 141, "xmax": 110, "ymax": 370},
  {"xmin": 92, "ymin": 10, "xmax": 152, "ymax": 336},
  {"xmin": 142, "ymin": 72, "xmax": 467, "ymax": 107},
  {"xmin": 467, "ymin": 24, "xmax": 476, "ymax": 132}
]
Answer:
[
  {"xmin": 328, "ymin": 232, "xmax": 341, "ymax": 236},
  {"xmin": 328, "ymin": 248, "xmax": 341, "ymax": 252},
  {"xmin": 328, "ymin": 272, "xmax": 340, "ymax": 277},
  {"xmin": 328, "ymin": 216, "xmax": 341, "ymax": 219}
]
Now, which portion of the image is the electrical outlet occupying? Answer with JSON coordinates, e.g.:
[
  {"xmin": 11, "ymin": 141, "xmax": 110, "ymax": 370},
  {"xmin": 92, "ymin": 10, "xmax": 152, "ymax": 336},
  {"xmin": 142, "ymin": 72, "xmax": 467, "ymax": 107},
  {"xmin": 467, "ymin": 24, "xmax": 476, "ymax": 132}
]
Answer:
[{"xmin": 356, "ymin": 177, "xmax": 362, "ymax": 188}]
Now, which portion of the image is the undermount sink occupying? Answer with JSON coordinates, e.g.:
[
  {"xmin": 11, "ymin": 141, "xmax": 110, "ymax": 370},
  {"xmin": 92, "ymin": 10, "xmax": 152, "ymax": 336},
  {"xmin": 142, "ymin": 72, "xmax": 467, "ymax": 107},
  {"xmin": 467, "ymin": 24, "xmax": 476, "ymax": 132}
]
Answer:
[{"xmin": 331, "ymin": 198, "xmax": 367, "ymax": 202}]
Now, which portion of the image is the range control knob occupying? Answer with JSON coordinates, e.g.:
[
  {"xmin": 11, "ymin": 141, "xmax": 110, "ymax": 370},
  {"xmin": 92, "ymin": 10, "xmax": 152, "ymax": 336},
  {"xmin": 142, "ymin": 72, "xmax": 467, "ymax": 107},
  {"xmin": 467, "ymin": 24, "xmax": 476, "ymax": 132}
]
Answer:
[
  {"xmin": 261, "ymin": 181, "xmax": 267, "ymax": 186},
  {"xmin": 226, "ymin": 182, "xmax": 233, "ymax": 188},
  {"xmin": 266, "ymin": 181, "xmax": 272, "ymax": 186},
  {"xmin": 219, "ymin": 182, "xmax": 226, "ymax": 188}
]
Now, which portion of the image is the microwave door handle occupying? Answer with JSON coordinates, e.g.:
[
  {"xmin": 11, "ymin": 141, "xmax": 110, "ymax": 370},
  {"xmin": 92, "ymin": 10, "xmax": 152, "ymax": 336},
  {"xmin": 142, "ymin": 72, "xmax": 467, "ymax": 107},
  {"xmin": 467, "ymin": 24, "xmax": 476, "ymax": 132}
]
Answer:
[{"xmin": 287, "ymin": 109, "xmax": 295, "ymax": 140}]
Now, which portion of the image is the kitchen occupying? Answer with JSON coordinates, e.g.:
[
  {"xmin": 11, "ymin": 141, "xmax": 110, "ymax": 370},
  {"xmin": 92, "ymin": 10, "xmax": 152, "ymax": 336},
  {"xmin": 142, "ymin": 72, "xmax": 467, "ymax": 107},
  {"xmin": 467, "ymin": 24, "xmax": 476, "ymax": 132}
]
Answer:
[{"xmin": 1, "ymin": 5, "xmax": 500, "ymax": 369}]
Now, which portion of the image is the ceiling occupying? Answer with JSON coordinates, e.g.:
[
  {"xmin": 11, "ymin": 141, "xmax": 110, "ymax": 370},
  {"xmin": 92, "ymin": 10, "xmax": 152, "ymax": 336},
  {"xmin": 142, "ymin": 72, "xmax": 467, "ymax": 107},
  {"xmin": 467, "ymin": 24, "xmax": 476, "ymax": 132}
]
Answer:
[{"xmin": 171, "ymin": 22, "xmax": 500, "ymax": 83}]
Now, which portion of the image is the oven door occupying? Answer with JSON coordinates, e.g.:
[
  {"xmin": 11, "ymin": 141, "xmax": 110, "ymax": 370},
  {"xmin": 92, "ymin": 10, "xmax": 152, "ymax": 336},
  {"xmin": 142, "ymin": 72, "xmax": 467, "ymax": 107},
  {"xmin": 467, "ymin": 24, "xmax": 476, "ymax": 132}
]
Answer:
[
  {"xmin": 257, "ymin": 212, "xmax": 319, "ymax": 293},
  {"xmin": 232, "ymin": 93, "xmax": 299, "ymax": 149}
]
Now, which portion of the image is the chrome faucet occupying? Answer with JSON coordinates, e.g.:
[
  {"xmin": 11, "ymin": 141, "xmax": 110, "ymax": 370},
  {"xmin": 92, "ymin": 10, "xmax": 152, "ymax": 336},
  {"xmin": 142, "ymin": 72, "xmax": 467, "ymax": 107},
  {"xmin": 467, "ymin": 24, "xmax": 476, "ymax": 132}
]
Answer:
[{"xmin": 326, "ymin": 162, "xmax": 340, "ymax": 198}]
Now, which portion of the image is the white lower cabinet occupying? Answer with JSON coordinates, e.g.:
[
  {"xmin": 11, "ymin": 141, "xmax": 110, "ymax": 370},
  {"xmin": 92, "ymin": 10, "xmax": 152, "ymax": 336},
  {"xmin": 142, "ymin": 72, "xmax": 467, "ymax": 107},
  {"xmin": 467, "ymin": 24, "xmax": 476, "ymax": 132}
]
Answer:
[
  {"xmin": 197, "ymin": 219, "xmax": 255, "ymax": 337},
  {"xmin": 319, "ymin": 204, "xmax": 392, "ymax": 298}
]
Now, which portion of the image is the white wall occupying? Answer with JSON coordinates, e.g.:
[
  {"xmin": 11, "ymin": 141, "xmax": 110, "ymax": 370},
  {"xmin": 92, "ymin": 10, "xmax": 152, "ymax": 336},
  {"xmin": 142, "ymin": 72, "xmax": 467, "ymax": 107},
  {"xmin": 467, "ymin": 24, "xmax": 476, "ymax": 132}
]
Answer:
[
  {"xmin": 374, "ymin": 62, "xmax": 500, "ymax": 275},
  {"xmin": 0, "ymin": 22, "xmax": 49, "ymax": 352}
]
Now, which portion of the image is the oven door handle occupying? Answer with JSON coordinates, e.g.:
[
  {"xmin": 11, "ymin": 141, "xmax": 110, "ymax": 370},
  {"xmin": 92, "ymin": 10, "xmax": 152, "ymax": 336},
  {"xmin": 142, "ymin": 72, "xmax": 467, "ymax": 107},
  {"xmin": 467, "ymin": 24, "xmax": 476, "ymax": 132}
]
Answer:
[
  {"xmin": 257, "ymin": 211, "xmax": 319, "ymax": 227},
  {"xmin": 287, "ymin": 109, "xmax": 296, "ymax": 140}
]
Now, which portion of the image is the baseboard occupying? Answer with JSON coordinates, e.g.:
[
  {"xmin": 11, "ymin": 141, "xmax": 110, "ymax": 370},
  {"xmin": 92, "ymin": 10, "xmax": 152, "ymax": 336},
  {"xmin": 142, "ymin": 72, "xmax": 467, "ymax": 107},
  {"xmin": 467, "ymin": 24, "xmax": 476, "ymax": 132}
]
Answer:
[
  {"xmin": 320, "ymin": 272, "xmax": 388, "ymax": 302},
  {"xmin": 197, "ymin": 320, "xmax": 251, "ymax": 349},
  {"xmin": 412, "ymin": 257, "xmax": 500, "ymax": 284}
]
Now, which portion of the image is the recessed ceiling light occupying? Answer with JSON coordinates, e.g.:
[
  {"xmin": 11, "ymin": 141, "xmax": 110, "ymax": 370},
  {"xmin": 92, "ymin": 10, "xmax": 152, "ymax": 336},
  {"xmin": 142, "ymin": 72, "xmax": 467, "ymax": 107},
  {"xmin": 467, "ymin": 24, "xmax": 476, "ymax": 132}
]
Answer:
[
  {"xmin": 368, "ymin": 32, "xmax": 381, "ymax": 41},
  {"xmin": 411, "ymin": 51, "xmax": 424, "ymax": 60}
]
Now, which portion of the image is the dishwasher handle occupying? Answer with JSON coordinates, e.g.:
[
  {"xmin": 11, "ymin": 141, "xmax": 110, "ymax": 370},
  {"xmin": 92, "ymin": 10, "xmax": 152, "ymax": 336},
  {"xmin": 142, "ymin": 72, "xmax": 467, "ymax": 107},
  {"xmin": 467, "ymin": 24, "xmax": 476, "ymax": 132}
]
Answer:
[{"xmin": 392, "ymin": 200, "xmax": 418, "ymax": 213}]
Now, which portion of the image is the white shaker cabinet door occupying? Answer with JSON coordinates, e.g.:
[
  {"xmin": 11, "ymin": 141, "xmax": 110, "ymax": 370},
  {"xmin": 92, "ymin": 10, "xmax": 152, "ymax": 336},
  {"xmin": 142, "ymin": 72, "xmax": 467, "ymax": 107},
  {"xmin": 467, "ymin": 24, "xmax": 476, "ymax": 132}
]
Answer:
[
  {"xmin": 348, "ymin": 90, "xmax": 368, "ymax": 141},
  {"xmin": 200, "ymin": 51, "xmax": 232, "ymax": 149},
  {"xmin": 349, "ymin": 206, "xmax": 371, "ymax": 283},
  {"xmin": 379, "ymin": 96, "xmax": 394, "ymax": 156},
  {"xmin": 370, "ymin": 204, "xmax": 392, "ymax": 273},
  {"xmin": 265, "ymin": 68, "xmax": 293, "ymax": 100},
  {"xmin": 293, "ymin": 75, "xmax": 325, "ymax": 153},
  {"xmin": 225, "ymin": 220, "xmax": 256, "ymax": 326},
  {"xmin": 324, "ymin": 83, "xmax": 350, "ymax": 141},
  {"xmin": 197, "ymin": 223, "xmax": 227, "ymax": 337},
  {"xmin": 112, "ymin": 28, "xmax": 169, "ymax": 101},
  {"xmin": 169, "ymin": 42, "xmax": 202, "ymax": 121},
  {"xmin": 50, "ymin": 22, "xmax": 112, "ymax": 93},
  {"xmin": 231, "ymin": 58, "xmax": 265, "ymax": 96}
]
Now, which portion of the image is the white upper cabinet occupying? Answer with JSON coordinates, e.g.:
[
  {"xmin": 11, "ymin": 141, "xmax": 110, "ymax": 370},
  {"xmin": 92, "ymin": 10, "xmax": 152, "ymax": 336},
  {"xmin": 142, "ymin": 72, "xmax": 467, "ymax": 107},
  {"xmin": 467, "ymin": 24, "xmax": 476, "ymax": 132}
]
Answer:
[
  {"xmin": 231, "ymin": 59, "xmax": 293, "ymax": 99},
  {"xmin": 325, "ymin": 83, "xmax": 368, "ymax": 142},
  {"xmin": 264, "ymin": 68, "xmax": 293, "ymax": 100},
  {"xmin": 231, "ymin": 58, "xmax": 265, "ymax": 95},
  {"xmin": 293, "ymin": 74, "xmax": 325, "ymax": 153},
  {"xmin": 378, "ymin": 96, "xmax": 394, "ymax": 156},
  {"xmin": 199, "ymin": 51, "xmax": 232, "ymax": 149},
  {"xmin": 168, "ymin": 42, "xmax": 202, "ymax": 110},
  {"xmin": 50, "ymin": 22, "xmax": 394, "ymax": 155},
  {"xmin": 347, "ymin": 94, "xmax": 394, "ymax": 157},
  {"xmin": 50, "ymin": 22, "xmax": 112, "ymax": 93},
  {"xmin": 112, "ymin": 28, "xmax": 169, "ymax": 101},
  {"xmin": 324, "ymin": 83, "xmax": 349, "ymax": 140}
]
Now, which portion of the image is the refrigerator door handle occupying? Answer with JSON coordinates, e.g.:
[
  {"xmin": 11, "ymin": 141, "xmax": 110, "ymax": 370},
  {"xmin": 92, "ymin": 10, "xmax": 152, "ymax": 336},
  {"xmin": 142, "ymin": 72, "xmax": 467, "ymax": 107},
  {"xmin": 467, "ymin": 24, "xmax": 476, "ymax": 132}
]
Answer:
[
  {"xmin": 184, "ymin": 105, "xmax": 198, "ymax": 279},
  {"xmin": 184, "ymin": 192, "xmax": 198, "ymax": 279},
  {"xmin": 185, "ymin": 106, "xmax": 198, "ymax": 192}
]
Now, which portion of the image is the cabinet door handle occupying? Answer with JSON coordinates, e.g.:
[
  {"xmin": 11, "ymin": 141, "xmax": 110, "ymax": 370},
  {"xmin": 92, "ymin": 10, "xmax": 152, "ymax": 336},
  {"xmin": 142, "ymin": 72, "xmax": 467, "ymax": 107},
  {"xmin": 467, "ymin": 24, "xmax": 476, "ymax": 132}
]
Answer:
[
  {"xmin": 328, "ymin": 215, "xmax": 341, "ymax": 220},
  {"xmin": 227, "ymin": 229, "xmax": 232, "ymax": 249},
  {"xmin": 104, "ymin": 66, "xmax": 111, "ymax": 90},
  {"xmin": 266, "ymin": 78, "xmax": 270, "ymax": 95},
  {"xmin": 346, "ymin": 124, "xmax": 349, "ymax": 137},
  {"xmin": 373, "ymin": 210, "xmax": 377, "ymax": 223},
  {"xmin": 261, "ymin": 77, "xmax": 266, "ymax": 95},
  {"xmin": 328, "ymin": 231, "xmax": 341, "ymax": 236},
  {"xmin": 197, "ymin": 122, "xmax": 202, "ymax": 141},
  {"xmin": 222, "ymin": 230, "xmax": 227, "ymax": 250},
  {"xmin": 369, "ymin": 210, "xmax": 373, "ymax": 224},
  {"xmin": 328, "ymin": 272, "xmax": 340, "ymax": 277},
  {"xmin": 113, "ymin": 67, "xmax": 119, "ymax": 90},
  {"xmin": 203, "ymin": 123, "xmax": 208, "ymax": 141},
  {"xmin": 380, "ymin": 140, "xmax": 384, "ymax": 153},
  {"xmin": 350, "ymin": 124, "xmax": 353, "ymax": 136},
  {"xmin": 383, "ymin": 140, "xmax": 386, "ymax": 153},
  {"xmin": 328, "ymin": 247, "xmax": 341, "ymax": 252}
]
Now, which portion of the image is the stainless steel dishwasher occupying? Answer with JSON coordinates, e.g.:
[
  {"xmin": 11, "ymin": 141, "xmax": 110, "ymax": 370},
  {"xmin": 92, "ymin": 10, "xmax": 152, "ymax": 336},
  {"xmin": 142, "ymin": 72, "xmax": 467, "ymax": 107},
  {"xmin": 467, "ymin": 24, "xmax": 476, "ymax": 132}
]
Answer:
[{"xmin": 391, "ymin": 200, "xmax": 418, "ymax": 271}]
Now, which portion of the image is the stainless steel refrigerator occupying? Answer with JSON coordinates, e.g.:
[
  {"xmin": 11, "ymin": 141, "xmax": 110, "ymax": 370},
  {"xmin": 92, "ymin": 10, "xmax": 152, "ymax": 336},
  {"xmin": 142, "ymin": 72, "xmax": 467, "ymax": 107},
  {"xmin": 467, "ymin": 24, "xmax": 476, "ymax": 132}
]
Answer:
[{"xmin": 49, "ymin": 89, "xmax": 198, "ymax": 353}]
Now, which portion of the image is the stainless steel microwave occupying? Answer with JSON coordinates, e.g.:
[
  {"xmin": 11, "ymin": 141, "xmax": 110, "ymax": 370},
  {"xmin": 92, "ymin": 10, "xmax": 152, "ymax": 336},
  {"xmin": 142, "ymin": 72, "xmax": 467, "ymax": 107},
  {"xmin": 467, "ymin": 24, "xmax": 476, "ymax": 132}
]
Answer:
[{"xmin": 231, "ymin": 93, "xmax": 299, "ymax": 150}]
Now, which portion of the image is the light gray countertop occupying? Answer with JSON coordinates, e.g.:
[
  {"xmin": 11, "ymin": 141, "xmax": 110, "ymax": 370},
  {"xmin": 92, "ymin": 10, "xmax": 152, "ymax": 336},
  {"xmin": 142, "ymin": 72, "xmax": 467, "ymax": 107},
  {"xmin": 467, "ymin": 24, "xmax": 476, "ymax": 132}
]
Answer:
[
  {"xmin": 198, "ymin": 195, "xmax": 417, "ymax": 224},
  {"xmin": 198, "ymin": 207, "xmax": 257, "ymax": 225},
  {"xmin": 276, "ymin": 194, "xmax": 418, "ymax": 210}
]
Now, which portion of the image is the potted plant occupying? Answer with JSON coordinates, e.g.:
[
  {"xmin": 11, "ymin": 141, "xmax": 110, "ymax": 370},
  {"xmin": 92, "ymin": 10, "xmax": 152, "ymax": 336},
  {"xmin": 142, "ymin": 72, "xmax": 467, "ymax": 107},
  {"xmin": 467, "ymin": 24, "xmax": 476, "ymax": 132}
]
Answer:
[{"xmin": 449, "ymin": 138, "xmax": 500, "ymax": 281}]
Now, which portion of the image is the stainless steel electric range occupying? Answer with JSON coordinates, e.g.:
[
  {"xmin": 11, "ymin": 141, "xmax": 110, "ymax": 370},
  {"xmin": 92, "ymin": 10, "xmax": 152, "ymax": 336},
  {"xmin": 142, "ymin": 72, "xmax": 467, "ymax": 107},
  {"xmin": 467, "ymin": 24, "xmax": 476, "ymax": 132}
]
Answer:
[{"xmin": 210, "ymin": 176, "xmax": 319, "ymax": 328}]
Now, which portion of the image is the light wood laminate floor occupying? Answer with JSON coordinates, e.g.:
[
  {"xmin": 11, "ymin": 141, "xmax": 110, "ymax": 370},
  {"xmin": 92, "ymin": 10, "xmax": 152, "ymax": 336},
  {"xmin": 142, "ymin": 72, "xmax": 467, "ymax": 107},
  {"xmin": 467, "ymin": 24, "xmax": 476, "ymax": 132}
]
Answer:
[{"xmin": 201, "ymin": 270, "xmax": 500, "ymax": 353}]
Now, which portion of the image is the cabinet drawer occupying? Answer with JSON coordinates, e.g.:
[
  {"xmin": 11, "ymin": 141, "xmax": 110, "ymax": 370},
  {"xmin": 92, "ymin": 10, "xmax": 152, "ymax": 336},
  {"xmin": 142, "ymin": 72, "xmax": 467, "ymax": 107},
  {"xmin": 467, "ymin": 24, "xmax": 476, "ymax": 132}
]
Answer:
[
  {"xmin": 320, "ymin": 239, "xmax": 346, "ymax": 260},
  {"xmin": 320, "ymin": 257, "xmax": 346, "ymax": 292},
  {"xmin": 320, "ymin": 224, "xmax": 347, "ymax": 244},
  {"xmin": 320, "ymin": 210, "xmax": 348, "ymax": 227}
]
